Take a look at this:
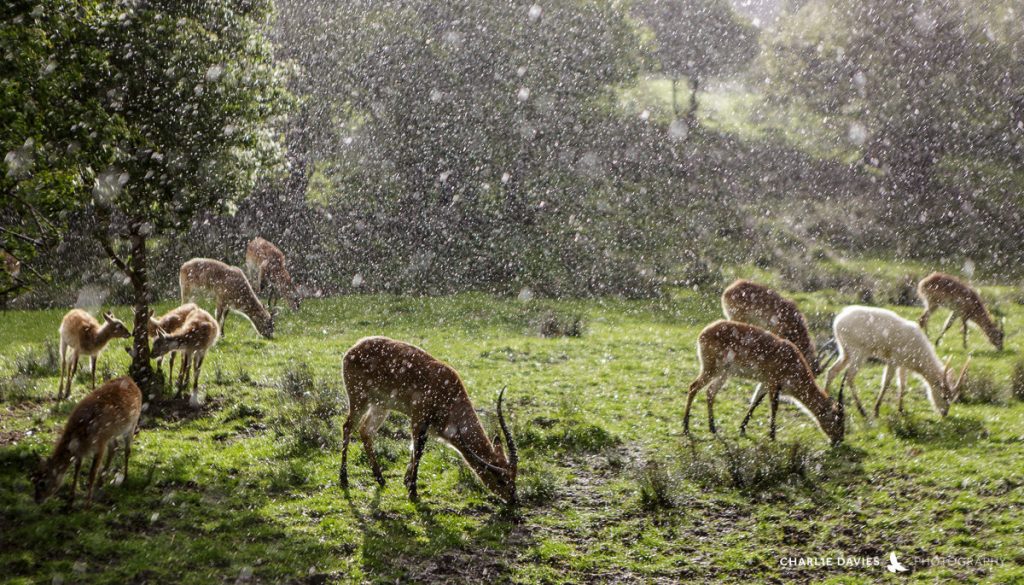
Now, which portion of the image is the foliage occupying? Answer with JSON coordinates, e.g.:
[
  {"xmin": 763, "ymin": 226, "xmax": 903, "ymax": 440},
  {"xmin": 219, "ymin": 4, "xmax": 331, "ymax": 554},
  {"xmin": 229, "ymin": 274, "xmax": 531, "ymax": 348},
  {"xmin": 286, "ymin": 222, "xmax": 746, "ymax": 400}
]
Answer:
[
  {"xmin": 271, "ymin": 363, "xmax": 347, "ymax": 451},
  {"xmin": 765, "ymin": 0, "xmax": 1024, "ymax": 266},
  {"xmin": 635, "ymin": 0, "xmax": 760, "ymax": 118}
]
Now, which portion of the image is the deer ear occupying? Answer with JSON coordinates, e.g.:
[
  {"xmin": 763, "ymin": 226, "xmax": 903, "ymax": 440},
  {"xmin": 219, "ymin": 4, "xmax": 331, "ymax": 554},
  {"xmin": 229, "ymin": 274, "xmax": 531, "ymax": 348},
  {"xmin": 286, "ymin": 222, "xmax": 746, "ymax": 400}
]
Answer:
[
  {"xmin": 492, "ymin": 435, "xmax": 506, "ymax": 461},
  {"xmin": 103, "ymin": 311, "xmax": 114, "ymax": 322}
]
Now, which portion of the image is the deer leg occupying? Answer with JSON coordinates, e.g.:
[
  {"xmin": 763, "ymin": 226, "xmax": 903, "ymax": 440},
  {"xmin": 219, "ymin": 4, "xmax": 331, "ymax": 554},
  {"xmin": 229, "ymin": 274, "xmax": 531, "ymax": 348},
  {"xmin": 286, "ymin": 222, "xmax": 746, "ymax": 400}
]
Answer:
[
  {"xmin": 189, "ymin": 352, "xmax": 205, "ymax": 407},
  {"xmin": 897, "ymin": 368, "xmax": 908, "ymax": 414},
  {"xmin": 67, "ymin": 352, "xmax": 80, "ymax": 399},
  {"xmin": 167, "ymin": 351, "xmax": 177, "ymax": 386},
  {"xmin": 684, "ymin": 372, "xmax": 715, "ymax": 436},
  {"xmin": 216, "ymin": 303, "xmax": 228, "ymax": 337},
  {"xmin": 339, "ymin": 399, "xmax": 369, "ymax": 487},
  {"xmin": 86, "ymin": 444, "xmax": 106, "ymax": 506},
  {"xmin": 404, "ymin": 418, "xmax": 430, "ymax": 502},
  {"xmin": 739, "ymin": 383, "xmax": 767, "ymax": 436},
  {"xmin": 824, "ymin": 352, "xmax": 850, "ymax": 395},
  {"xmin": 918, "ymin": 305, "xmax": 933, "ymax": 332},
  {"xmin": 705, "ymin": 376, "xmax": 726, "ymax": 435},
  {"xmin": 873, "ymin": 364, "xmax": 894, "ymax": 418},
  {"xmin": 768, "ymin": 384, "xmax": 781, "ymax": 441},
  {"xmin": 359, "ymin": 407, "xmax": 390, "ymax": 487},
  {"xmin": 90, "ymin": 356, "xmax": 97, "ymax": 390},
  {"xmin": 57, "ymin": 342, "xmax": 67, "ymax": 400},
  {"xmin": 935, "ymin": 312, "xmax": 957, "ymax": 346},
  {"xmin": 66, "ymin": 456, "xmax": 82, "ymax": 507},
  {"xmin": 176, "ymin": 353, "xmax": 190, "ymax": 399},
  {"xmin": 962, "ymin": 317, "xmax": 969, "ymax": 350},
  {"xmin": 844, "ymin": 362, "xmax": 869, "ymax": 419}
]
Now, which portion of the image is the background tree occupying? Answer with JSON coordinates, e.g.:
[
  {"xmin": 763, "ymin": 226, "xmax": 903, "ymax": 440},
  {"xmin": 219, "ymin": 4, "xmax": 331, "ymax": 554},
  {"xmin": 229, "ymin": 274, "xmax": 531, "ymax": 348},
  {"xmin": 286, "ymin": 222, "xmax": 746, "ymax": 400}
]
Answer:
[
  {"xmin": 765, "ymin": 0, "xmax": 1024, "ymax": 263},
  {"xmin": 636, "ymin": 0, "xmax": 760, "ymax": 124},
  {"xmin": 1, "ymin": 0, "xmax": 286, "ymax": 390}
]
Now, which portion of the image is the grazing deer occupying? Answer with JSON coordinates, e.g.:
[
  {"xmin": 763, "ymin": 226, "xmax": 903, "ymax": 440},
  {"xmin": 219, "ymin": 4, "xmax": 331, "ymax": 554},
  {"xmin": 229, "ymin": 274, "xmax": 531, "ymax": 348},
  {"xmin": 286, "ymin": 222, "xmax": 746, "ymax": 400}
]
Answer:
[
  {"xmin": 151, "ymin": 307, "xmax": 220, "ymax": 407},
  {"xmin": 147, "ymin": 303, "xmax": 199, "ymax": 380},
  {"xmin": 825, "ymin": 306, "xmax": 969, "ymax": 418},
  {"xmin": 722, "ymin": 279, "xmax": 823, "ymax": 376},
  {"xmin": 339, "ymin": 336, "xmax": 518, "ymax": 504},
  {"xmin": 179, "ymin": 258, "xmax": 274, "ymax": 339},
  {"xmin": 917, "ymin": 272, "xmax": 1004, "ymax": 351},
  {"xmin": 32, "ymin": 376, "xmax": 142, "ymax": 507},
  {"xmin": 684, "ymin": 320, "xmax": 845, "ymax": 446},
  {"xmin": 57, "ymin": 309, "xmax": 131, "ymax": 400},
  {"xmin": 245, "ymin": 237, "xmax": 300, "ymax": 310}
]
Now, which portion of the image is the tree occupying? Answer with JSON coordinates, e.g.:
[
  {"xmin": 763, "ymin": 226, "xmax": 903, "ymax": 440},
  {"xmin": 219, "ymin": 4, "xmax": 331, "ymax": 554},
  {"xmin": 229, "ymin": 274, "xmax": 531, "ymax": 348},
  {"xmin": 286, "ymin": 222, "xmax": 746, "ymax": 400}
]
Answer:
[
  {"xmin": 766, "ymin": 0, "xmax": 1024, "ymax": 261},
  {"xmin": 272, "ymin": 0, "xmax": 660, "ymax": 297},
  {"xmin": 636, "ymin": 0, "xmax": 760, "ymax": 124},
  {"xmin": 1, "ymin": 0, "xmax": 286, "ymax": 390}
]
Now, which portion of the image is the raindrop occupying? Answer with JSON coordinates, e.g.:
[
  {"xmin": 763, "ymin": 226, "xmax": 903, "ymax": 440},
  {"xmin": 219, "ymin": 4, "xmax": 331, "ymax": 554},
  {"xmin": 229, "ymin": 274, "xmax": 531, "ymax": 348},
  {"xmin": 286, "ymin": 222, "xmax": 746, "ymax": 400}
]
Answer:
[
  {"xmin": 528, "ymin": 4, "xmax": 543, "ymax": 21},
  {"xmin": 667, "ymin": 120, "xmax": 688, "ymax": 142},
  {"xmin": 517, "ymin": 87, "xmax": 531, "ymax": 101},
  {"xmin": 518, "ymin": 288, "xmax": 533, "ymax": 301},
  {"xmin": 352, "ymin": 274, "xmax": 364, "ymax": 288}
]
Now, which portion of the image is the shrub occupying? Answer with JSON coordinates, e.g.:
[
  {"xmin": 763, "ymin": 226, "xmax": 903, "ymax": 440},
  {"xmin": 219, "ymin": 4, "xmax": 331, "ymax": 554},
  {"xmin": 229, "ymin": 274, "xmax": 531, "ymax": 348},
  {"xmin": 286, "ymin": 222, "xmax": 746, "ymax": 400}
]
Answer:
[
  {"xmin": 536, "ymin": 312, "xmax": 585, "ymax": 338},
  {"xmin": 638, "ymin": 459, "xmax": 679, "ymax": 511},
  {"xmin": 15, "ymin": 341, "xmax": 60, "ymax": 378},
  {"xmin": 517, "ymin": 465, "xmax": 561, "ymax": 506},
  {"xmin": 0, "ymin": 375, "xmax": 34, "ymax": 403},
  {"xmin": 271, "ymin": 364, "xmax": 347, "ymax": 451},
  {"xmin": 956, "ymin": 370, "xmax": 1008, "ymax": 406},
  {"xmin": 1011, "ymin": 361, "xmax": 1024, "ymax": 402}
]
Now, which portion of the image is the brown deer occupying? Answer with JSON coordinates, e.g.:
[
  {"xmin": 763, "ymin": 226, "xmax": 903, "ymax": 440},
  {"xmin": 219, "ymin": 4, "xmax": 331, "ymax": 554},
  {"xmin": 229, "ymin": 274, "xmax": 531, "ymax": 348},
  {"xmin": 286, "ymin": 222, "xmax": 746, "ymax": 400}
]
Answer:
[
  {"xmin": 147, "ymin": 302, "xmax": 199, "ymax": 380},
  {"xmin": 339, "ymin": 336, "xmax": 518, "ymax": 504},
  {"xmin": 32, "ymin": 376, "xmax": 142, "ymax": 507},
  {"xmin": 179, "ymin": 258, "xmax": 273, "ymax": 339},
  {"xmin": 917, "ymin": 272, "xmax": 1004, "ymax": 351},
  {"xmin": 684, "ymin": 320, "xmax": 845, "ymax": 445},
  {"xmin": 721, "ymin": 279, "xmax": 822, "ymax": 375},
  {"xmin": 245, "ymin": 237, "xmax": 300, "ymax": 310},
  {"xmin": 151, "ymin": 307, "xmax": 220, "ymax": 407},
  {"xmin": 57, "ymin": 309, "xmax": 131, "ymax": 400}
]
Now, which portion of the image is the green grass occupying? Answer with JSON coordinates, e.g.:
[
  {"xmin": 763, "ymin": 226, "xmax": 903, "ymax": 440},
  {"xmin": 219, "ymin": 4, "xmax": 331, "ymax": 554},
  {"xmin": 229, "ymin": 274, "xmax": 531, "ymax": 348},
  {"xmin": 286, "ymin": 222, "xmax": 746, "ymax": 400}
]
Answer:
[{"xmin": 1, "ymin": 287, "xmax": 1023, "ymax": 583}]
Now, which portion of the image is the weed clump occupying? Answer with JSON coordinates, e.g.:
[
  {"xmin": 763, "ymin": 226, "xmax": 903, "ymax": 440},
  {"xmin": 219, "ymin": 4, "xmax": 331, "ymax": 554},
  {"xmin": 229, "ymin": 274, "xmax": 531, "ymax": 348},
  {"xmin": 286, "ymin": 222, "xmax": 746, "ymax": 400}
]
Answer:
[
  {"xmin": 638, "ymin": 459, "xmax": 680, "ymax": 511},
  {"xmin": 536, "ymin": 311, "xmax": 585, "ymax": 338},
  {"xmin": 15, "ymin": 341, "xmax": 60, "ymax": 378},
  {"xmin": 0, "ymin": 375, "xmax": 34, "ymax": 402},
  {"xmin": 956, "ymin": 370, "xmax": 1008, "ymax": 405},
  {"xmin": 271, "ymin": 363, "xmax": 347, "ymax": 451},
  {"xmin": 1011, "ymin": 361, "xmax": 1024, "ymax": 402}
]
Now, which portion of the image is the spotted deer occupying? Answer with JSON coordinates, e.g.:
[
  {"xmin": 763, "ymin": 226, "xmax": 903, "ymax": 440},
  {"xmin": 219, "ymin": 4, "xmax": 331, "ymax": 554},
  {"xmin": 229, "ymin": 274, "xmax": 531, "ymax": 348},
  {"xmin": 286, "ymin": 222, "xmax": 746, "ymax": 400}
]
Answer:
[
  {"xmin": 340, "ymin": 336, "xmax": 518, "ymax": 503},
  {"xmin": 684, "ymin": 320, "xmax": 845, "ymax": 445},
  {"xmin": 147, "ymin": 303, "xmax": 199, "ymax": 381},
  {"xmin": 917, "ymin": 272, "xmax": 1004, "ymax": 351},
  {"xmin": 179, "ymin": 258, "xmax": 273, "ymax": 339},
  {"xmin": 245, "ymin": 237, "xmax": 300, "ymax": 310},
  {"xmin": 57, "ymin": 309, "xmax": 131, "ymax": 400},
  {"xmin": 32, "ymin": 376, "xmax": 142, "ymax": 507},
  {"xmin": 151, "ymin": 307, "xmax": 220, "ymax": 407}
]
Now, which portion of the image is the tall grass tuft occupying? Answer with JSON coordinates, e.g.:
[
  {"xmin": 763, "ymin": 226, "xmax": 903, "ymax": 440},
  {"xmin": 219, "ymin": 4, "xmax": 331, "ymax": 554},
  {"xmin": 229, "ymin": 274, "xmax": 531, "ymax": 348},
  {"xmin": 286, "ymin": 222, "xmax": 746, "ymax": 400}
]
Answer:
[{"xmin": 271, "ymin": 363, "xmax": 347, "ymax": 451}]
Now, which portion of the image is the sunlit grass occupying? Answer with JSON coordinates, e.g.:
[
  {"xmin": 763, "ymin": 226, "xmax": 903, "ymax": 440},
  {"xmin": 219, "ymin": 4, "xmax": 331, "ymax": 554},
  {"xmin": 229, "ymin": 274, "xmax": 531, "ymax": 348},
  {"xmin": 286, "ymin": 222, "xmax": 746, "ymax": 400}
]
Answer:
[{"xmin": 1, "ymin": 280, "xmax": 1023, "ymax": 582}]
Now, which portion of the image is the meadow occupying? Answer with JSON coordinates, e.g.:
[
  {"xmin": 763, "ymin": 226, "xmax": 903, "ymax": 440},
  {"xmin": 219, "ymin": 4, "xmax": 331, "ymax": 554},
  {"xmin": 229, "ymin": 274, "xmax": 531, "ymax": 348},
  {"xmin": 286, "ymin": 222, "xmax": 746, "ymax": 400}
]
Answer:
[{"xmin": 1, "ymin": 281, "xmax": 1023, "ymax": 583}]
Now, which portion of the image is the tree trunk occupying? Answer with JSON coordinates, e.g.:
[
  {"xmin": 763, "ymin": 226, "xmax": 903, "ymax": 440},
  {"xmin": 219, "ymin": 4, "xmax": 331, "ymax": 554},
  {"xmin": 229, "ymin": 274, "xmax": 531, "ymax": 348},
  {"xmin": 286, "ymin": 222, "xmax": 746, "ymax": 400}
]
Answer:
[
  {"xmin": 686, "ymin": 76, "xmax": 700, "ymax": 129},
  {"xmin": 126, "ymin": 233, "xmax": 159, "ymax": 395},
  {"xmin": 671, "ymin": 78, "xmax": 680, "ymax": 119}
]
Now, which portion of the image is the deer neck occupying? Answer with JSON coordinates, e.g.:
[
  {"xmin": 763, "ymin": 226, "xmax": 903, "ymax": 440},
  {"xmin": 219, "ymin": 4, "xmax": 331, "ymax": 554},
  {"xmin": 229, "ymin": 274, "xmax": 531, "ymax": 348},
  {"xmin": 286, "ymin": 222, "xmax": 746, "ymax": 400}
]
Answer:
[{"xmin": 93, "ymin": 323, "xmax": 121, "ymax": 348}]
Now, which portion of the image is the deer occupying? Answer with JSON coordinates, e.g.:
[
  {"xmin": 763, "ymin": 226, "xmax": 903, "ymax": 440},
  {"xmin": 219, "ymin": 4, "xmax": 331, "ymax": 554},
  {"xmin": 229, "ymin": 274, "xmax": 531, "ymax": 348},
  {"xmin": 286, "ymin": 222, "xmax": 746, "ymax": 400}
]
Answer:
[
  {"xmin": 57, "ymin": 309, "xmax": 131, "ymax": 400},
  {"xmin": 339, "ymin": 336, "xmax": 518, "ymax": 504},
  {"xmin": 824, "ymin": 306, "xmax": 970, "ymax": 418},
  {"xmin": 150, "ymin": 307, "xmax": 220, "ymax": 408},
  {"xmin": 146, "ymin": 302, "xmax": 199, "ymax": 381},
  {"xmin": 32, "ymin": 376, "xmax": 142, "ymax": 507},
  {"xmin": 684, "ymin": 320, "xmax": 845, "ymax": 446},
  {"xmin": 245, "ymin": 237, "xmax": 300, "ymax": 311},
  {"xmin": 917, "ymin": 272, "xmax": 1004, "ymax": 351},
  {"xmin": 179, "ymin": 258, "xmax": 274, "ymax": 339},
  {"xmin": 721, "ymin": 280, "xmax": 823, "ymax": 374}
]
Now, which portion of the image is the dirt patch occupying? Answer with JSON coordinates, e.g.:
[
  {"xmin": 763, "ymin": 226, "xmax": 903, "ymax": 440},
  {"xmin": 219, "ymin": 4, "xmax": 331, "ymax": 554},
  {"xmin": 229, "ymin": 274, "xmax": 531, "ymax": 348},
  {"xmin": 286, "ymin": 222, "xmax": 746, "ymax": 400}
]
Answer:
[{"xmin": 0, "ymin": 430, "xmax": 27, "ymax": 447}]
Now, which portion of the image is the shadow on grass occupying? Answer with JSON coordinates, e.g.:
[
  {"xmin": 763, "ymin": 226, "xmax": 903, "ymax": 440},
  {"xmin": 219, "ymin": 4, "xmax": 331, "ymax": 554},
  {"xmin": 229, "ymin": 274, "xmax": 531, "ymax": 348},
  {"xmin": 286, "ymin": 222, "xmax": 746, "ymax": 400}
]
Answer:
[
  {"xmin": 341, "ymin": 479, "xmax": 527, "ymax": 583},
  {"xmin": 0, "ymin": 440, "xmax": 334, "ymax": 583},
  {"xmin": 885, "ymin": 413, "xmax": 988, "ymax": 447}
]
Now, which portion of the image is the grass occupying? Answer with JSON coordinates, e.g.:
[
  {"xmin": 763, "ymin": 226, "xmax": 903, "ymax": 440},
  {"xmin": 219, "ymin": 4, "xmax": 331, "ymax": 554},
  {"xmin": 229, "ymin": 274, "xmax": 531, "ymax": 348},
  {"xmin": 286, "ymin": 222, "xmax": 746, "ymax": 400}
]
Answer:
[{"xmin": 1, "ymin": 281, "xmax": 1024, "ymax": 583}]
